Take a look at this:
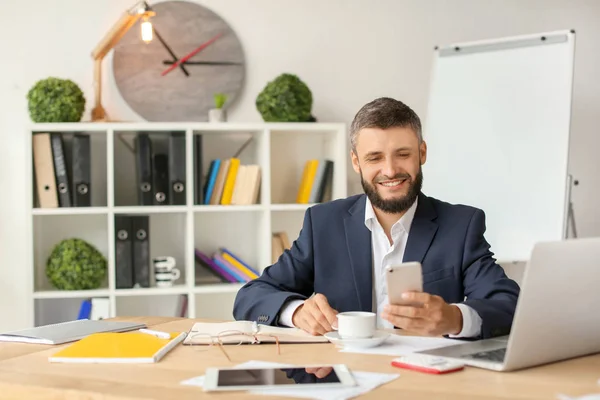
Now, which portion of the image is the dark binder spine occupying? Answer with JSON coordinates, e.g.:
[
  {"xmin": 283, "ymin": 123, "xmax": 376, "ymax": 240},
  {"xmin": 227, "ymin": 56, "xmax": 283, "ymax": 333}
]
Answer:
[
  {"xmin": 72, "ymin": 133, "xmax": 91, "ymax": 207},
  {"xmin": 115, "ymin": 216, "xmax": 134, "ymax": 289},
  {"xmin": 153, "ymin": 153, "xmax": 169, "ymax": 205},
  {"xmin": 317, "ymin": 160, "xmax": 334, "ymax": 202},
  {"xmin": 50, "ymin": 133, "xmax": 71, "ymax": 207},
  {"xmin": 135, "ymin": 134, "xmax": 153, "ymax": 206},
  {"xmin": 194, "ymin": 134, "xmax": 203, "ymax": 204},
  {"xmin": 132, "ymin": 215, "xmax": 150, "ymax": 288},
  {"xmin": 169, "ymin": 132, "xmax": 186, "ymax": 205}
]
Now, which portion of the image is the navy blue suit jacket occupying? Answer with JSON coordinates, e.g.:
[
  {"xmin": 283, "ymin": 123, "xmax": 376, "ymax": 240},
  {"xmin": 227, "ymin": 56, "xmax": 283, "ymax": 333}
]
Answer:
[{"xmin": 233, "ymin": 193, "xmax": 520, "ymax": 339}]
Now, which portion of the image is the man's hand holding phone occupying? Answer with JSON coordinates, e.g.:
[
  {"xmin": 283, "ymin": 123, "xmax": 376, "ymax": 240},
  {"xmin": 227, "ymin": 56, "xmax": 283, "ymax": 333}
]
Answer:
[
  {"xmin": 383, "ymin": 262, "xmax": 463, "ymax": 336},
  {"xmin": 381, "ymin": 292, "xmax": 463, "ymax": 336},
  {"xmin": 291, "ymin": 293, "xmax": 339, "ymax": 335}
]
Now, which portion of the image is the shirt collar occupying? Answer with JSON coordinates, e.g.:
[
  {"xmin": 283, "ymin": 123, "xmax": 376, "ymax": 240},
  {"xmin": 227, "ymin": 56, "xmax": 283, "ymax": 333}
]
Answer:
[{"xmin": 364, "ymin": 194, "xmax": 419, "ymax": 234}]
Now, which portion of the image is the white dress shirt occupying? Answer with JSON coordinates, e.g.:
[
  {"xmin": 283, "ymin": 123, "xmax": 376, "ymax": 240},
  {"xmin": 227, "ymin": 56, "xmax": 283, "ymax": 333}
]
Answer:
[{"xmin": 278, "ymin": 196, "xmax": 482, "ymax": 338}]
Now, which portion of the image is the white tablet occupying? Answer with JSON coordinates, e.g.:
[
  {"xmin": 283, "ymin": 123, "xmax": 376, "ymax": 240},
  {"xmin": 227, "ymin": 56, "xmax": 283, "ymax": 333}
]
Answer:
[{"xmin": 203, "ymin": 364, "xmax": 356, "ymax": 391}]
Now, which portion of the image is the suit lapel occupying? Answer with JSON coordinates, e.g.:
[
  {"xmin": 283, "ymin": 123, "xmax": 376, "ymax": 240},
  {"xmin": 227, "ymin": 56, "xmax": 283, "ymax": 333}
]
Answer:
[
  {"xmin": 344, "ymin": 195, "xmax": 372, "ymax": 312},
  {"xmin": 403, "ymin": 193, "xmax": 439, "ymax": 271}
]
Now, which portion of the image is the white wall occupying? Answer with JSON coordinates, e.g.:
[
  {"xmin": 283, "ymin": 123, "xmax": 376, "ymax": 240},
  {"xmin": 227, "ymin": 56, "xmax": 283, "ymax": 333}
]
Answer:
[{"xmin": 1, "ymin": 0, "xmax": 599, "ymax": 331}]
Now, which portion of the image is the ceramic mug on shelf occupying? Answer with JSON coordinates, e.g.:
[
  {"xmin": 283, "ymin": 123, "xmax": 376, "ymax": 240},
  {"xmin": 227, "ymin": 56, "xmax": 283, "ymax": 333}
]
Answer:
[{"xmin": 153, "ymin": 256, "xmax": 180, "ymax": 287}]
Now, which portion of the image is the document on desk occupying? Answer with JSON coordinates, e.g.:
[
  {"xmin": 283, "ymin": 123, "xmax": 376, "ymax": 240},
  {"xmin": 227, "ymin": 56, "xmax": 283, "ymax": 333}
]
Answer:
[
  {"xmin": 338, "ymin": 334, "xmax": 461, "ymax": 356},
  {"xmin": 181, "ymin": 360, "xmax": 399, "ymax": 400},
  {"xmin": 557, "ymin": 394, "xmax": 600, "ymax": 400}
]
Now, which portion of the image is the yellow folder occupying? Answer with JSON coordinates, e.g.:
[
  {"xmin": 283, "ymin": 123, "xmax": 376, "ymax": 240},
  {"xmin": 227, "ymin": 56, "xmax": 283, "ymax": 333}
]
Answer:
[
  {"xmin": 296, "ymin": 160, "xmax": 319, "ymax": 203},
  {"xmin": 48, "ymin": 331, "xmax": 186, "ymax": 363},
  {"xmin": 221, "ymin": 158, "xmax": 241, "ymax": 205}
]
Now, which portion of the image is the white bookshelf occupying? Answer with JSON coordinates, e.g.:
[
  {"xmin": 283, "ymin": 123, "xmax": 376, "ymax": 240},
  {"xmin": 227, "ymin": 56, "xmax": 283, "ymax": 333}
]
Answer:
[{"xmin": 26, "ymin": 122, "xmax": 347, "ymax": 327}]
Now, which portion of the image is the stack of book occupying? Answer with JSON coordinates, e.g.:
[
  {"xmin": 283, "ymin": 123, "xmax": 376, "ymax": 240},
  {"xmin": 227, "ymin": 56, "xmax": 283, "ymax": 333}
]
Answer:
[
  {"xmin": 296, "ymin": 159, "xmax": 334, "ymax": 204},
  {"xmin": 195, "ymin": 248, "xmax": 260, "ymax": 284},
  {"xmin": 201, "ymin": 157, "xmax": 261, "ymax": 205}
]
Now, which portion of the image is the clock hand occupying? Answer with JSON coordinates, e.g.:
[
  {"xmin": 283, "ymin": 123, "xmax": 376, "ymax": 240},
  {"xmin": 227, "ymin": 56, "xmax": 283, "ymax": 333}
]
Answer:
[
  {"xmin": 162, "ymin": 60, "xmax": 242, "ymax": 66},
  {"xmin": 161, "ymin": 33, "xmax": 223, "ymax": 76},
  {"xmin": 153, "ymin": 28, "xmax": 189, "ymax": 76}
]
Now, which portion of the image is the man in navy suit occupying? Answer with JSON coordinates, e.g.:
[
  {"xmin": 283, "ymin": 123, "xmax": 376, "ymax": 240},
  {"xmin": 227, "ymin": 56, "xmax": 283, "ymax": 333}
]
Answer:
[{"xmin": 233, "ymin": 97, "xmax": 520, "ymax": 340}]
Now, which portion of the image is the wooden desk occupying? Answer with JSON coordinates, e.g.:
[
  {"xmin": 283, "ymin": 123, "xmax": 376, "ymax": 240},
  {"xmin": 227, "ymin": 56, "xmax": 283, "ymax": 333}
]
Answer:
[{"xmin": 0, "ymin": 317, "xmax": 597, "ymax": 399}]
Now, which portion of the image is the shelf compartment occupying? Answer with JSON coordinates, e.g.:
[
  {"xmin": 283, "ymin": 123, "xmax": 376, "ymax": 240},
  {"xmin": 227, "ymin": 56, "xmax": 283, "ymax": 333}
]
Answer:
[
  {"xmin": 193, "ymin": 130, "xmax": 266, "ymax": 206},
  {"xmin": 33, "ymin": 214, "xmax": 109, "ymax": 293},
  {"xmin": 34, "ymin": 296, "xmax": 109, "ymax": 327},
  {"xmin": 31, "ymin": 130, "xmax": 108, "ymax": 210},
  {"xmin": 194, "ymin": 210, "xmax": 268, "ymax": 282},
  {"xmin": 112, "ymin": 212, "xmax": 188, "ymax": 290},
  {"xmin": 270, "ymin": 130, "xmax": 341, "ymax": 205},
  {"xmin": 113, "ymin": 130, "xmax": 188, "ymax": 207}
]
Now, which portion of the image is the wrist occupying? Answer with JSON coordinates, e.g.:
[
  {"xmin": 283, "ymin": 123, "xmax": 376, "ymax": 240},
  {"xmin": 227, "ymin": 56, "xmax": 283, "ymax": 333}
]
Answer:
[
  {"xmin": 449, "ymin": 305, "xmax": 463, "ymax": 335},
  {"xmin": 291, "ymin": 304, "xmax": 304, "ymax": 327}
]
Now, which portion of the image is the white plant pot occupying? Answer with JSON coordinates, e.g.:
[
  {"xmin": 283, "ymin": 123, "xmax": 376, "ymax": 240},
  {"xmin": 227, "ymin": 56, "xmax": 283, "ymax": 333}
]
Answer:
[{"xmin": 209, "ymin": 108, "xmax": 227, "ymax": 122}]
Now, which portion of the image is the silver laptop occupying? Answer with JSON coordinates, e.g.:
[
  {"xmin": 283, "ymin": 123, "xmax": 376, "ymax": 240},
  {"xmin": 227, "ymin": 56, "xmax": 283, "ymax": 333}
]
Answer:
[{"xmin": 418, "ymin": 237, "xmax": 600, "ymax": 372}]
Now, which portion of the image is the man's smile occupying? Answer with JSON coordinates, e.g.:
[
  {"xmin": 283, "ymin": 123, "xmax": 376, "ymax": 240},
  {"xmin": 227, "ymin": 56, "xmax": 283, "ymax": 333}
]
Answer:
[{"xmin": 377, "ymin": 178, "xmax": 408, "ymax": 188}]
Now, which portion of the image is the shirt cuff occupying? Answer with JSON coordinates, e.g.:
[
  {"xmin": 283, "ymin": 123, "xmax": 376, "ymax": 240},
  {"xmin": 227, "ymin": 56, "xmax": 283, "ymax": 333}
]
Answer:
[
  {"xmin": 448, "ymin": 303, "xmax": 482, "ymax": 338},
  {"xmin": 278, "ymin": 299, "xmax": 305, "ymax": 327}
]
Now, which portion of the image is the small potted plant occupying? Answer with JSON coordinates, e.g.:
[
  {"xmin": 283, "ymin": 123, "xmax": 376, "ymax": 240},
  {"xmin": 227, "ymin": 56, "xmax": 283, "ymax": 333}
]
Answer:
[
  {"xmin": 46, "ymin": 238, "xmax": 107, "ymax": 290},
  {"xmin": 26, "ymin": 77, "xmax": 86, "ymax": 122},
  {"xmin": 255, "ymin": 73, "xmax": 315, "ymax": 122},
  {"xmin": 209, "ymin": 93, "xmax": 228, "ymax": 122}
]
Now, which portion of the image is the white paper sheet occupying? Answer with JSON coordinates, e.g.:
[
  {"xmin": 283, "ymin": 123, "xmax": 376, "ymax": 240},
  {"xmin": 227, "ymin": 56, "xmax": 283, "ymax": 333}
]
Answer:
[
  {"xmin": 557, "ymin": 394, "xmax": 600, "ymax": 400},
  {"xmin": 555, "ymin": 380, "xmax": 600, "ymax": 400},
  {"xmin": 338, "ymin": 334, "xmax": 461, "ymax": 356},
  {"xmin": 180, "ymin": 360, "xmax": 399, "ymax": 400}
]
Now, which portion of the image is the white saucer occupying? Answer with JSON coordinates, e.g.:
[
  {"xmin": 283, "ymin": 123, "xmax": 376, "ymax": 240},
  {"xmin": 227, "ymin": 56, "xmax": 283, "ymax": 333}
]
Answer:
[{"xmin": 323, "ymin": 331, "xmax": 390, "ymax": 349}]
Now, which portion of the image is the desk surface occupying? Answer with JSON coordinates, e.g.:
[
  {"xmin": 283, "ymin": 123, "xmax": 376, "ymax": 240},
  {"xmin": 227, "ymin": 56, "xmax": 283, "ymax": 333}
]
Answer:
[{"xmin": 0, "ymin": 317, "xmax": 597, "ymax": 399}]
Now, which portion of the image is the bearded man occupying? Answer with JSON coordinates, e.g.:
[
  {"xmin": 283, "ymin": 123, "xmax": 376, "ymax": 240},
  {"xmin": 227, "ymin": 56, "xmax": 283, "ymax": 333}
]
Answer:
[{"xmin": 233, "ymin": 97, "xmax": 520, "ymax": 340}]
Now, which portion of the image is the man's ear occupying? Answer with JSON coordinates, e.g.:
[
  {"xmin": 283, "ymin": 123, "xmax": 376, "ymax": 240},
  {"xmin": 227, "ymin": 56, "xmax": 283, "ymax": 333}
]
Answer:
[
  {"xmin": 419, "ymin": 140, "xmax": 427, "ymax": 165},
  {"xmin": 351, "ymin": 150, "xmax": 361, "ymax": 174}
]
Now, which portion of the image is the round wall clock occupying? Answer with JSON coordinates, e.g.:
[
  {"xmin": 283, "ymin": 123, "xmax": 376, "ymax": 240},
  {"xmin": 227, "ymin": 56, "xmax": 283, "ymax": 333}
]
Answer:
[{"xmin": 112, "ymin": 0, "xmax": 245, "ymax": 121}]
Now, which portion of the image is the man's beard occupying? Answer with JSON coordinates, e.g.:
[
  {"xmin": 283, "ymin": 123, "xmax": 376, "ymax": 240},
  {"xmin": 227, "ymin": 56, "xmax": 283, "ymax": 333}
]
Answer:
[{"xmin": 361, "ymin": 168, "xmax": 423, "ymax": 214}]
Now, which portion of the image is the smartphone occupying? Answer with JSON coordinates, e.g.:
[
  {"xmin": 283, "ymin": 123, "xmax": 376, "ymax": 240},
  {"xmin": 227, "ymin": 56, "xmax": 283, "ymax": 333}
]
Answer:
[
  {"xmin": 385, "ymin": 262, "xmax": 423, "ymax": 306},
  {"xmin": 391, "ymin": 355, "xmax": 465, "ymax": 374},
  {"xmin": 203, "ymin": 364, "xmax": 357, "ymax": 391}
]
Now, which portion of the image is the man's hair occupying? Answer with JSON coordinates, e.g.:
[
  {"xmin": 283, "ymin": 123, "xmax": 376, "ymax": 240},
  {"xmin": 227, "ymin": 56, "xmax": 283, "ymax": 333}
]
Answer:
[{"xmin": 349, "ymin": 97, "xmax": 422, "ymax": 152}]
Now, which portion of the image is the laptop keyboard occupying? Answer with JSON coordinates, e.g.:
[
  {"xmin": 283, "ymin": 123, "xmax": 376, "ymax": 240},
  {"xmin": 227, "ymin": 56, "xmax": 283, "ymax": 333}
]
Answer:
[{"xmin": 465, "ymin": 348, "xmax": 506, "ymax": 362}]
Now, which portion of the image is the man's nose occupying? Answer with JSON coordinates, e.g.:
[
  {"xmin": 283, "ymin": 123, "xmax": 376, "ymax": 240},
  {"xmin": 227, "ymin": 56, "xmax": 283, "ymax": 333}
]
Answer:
[{"xmin": 381, "ymin": 158, "xmax": 397, "ymax": 178}]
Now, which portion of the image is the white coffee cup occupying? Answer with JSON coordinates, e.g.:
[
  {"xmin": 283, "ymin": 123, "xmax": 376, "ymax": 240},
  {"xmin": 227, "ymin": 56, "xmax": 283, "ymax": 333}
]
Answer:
[
  {"xmin": 153, "ymin": 256, "xmax": 176, "ymax": 271},
  {"xmin": 336, "ymin": 311, "xmax": 376, "ymax": 339},
  {"xmin": 155, "ymin": 268, "xmax": 180, "ymax": 287}
]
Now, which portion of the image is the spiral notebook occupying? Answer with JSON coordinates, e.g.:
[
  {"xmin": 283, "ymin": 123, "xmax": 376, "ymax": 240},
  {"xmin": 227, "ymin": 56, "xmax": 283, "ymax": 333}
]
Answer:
[
  {"xmin": 49, "ymin": 331, "xmax": 186, "ymax": 363},
  {"xmin": 0, "ymin": 319, "xmax": 146, "ymax": 345}
]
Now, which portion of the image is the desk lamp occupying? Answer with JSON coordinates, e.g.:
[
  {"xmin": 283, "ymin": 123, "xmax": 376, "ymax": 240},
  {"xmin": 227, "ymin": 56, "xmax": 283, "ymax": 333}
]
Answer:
[{"xmin": 91, "ymin": 1, "xmax": 155, "ymax": 121}]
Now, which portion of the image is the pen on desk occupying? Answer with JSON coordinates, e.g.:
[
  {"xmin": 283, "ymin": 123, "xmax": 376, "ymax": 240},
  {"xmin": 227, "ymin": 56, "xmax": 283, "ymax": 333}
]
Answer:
[{"xmin": 139, "ymin": 329, "xmax": 170, "ymax": 339}]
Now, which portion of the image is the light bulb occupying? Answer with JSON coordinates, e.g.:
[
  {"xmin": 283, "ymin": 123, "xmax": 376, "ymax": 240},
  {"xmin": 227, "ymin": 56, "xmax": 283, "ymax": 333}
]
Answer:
[{"xmin": 141, "ymin": 18, "xmax": 153, "ymax": 43}]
